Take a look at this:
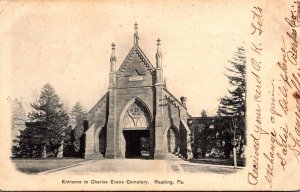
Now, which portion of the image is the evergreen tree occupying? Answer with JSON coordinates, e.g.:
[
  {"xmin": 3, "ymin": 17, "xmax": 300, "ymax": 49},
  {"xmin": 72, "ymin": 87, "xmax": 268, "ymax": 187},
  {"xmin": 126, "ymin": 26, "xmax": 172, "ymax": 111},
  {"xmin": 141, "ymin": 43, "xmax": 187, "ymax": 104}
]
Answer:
[
  {"xmin": 11, "ymin": 98, "xmax": 27, "ymax": 157},
  {"xmin": 70, "ymin": 102, "xmax": 87, "ymax": 155},
  {"xmin": 217, "ymin": 46, "xmax": 246, "ymax": 159},
  {"xmin": 16, "ymin": 83, "xmax": 69, "ymax": 158},
  {"xmin": 63, "ymin": 125, "xmax": 76, "ymax": 157},
  {"xmin": 217, "ymin": 46, "xmax": 246, "ymax": 118}
]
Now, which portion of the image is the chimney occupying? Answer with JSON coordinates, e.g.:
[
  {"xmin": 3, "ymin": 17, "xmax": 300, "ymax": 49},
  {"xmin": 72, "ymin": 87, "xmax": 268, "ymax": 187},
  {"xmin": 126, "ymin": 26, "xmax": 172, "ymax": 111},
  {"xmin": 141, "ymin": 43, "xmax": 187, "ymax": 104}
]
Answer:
[{"xmin": 180, "ymin": 96, "xmax": 187, "ymax": 107}]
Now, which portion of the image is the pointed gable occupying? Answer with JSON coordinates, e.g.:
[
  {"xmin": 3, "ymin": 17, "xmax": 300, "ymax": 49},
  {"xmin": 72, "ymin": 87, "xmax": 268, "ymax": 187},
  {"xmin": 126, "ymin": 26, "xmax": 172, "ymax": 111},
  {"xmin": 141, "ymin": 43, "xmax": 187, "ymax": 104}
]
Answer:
[{"xmin": 116, "ymin": 46, "xmax": 155, "ymax": 78}]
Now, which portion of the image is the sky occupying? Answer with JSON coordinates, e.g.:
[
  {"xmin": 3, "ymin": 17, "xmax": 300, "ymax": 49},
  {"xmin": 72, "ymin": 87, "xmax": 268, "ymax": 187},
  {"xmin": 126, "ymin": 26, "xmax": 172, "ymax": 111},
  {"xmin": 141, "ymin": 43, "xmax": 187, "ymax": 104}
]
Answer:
[{"xmin": 1, "ymin": 1, "xmax": 250, "ymax": 116}]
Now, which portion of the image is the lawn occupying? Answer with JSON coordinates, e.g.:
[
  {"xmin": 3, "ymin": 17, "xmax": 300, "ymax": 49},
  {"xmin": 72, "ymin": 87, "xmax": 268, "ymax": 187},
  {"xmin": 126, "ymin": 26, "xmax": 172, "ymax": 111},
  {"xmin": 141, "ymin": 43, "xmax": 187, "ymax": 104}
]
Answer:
[
  {"xmin": 189, "ymin": 158, "xmax": 245, "ymax": 167},
  {"xmin": 180, "ymin": 164, "xmax": 239, "ymax": 175},
  {"xmin": 12, "ymin": 158, "xmax": 88, "ymax": 174}
]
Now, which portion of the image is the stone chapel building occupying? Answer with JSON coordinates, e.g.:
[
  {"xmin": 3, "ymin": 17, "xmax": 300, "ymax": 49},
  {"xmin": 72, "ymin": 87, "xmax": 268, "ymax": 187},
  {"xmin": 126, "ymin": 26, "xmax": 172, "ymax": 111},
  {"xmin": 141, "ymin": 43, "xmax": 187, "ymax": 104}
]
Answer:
[{"xmin": 83, "ymin": 23, "xmax": 192, "ymax": 159}]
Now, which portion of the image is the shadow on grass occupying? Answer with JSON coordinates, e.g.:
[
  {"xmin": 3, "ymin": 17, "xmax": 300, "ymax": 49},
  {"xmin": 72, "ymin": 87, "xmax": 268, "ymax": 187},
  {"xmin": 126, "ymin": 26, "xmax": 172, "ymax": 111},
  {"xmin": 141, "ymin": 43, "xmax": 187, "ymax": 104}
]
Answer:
[
  {"xmin": 12, "ymin": 158, "xmax": 88, "ymax": 174},
  {"xmin": 189, "ymin": 158, "xmax": 246, "ymax": 167},
  {"xmin": 180, "ymin": 164, "xmax": 239, "ymax": 175}
]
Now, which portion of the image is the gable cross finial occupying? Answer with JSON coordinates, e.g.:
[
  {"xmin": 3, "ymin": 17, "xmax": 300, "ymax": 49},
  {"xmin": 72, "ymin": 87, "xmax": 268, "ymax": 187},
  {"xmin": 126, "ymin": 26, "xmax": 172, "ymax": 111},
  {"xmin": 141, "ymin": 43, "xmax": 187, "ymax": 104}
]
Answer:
[
  {"xmin": 134, "ymin": 22, "xmax": 139, "ymax": 46},
  {"xmin": 157, "ymin": 38, "xmax": 161, "ymax": 46}
]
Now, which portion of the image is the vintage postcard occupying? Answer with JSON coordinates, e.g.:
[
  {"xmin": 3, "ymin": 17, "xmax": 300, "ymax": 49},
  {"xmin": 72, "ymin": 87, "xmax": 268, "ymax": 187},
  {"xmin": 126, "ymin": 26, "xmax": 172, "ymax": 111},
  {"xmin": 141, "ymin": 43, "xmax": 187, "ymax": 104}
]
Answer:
[{"xmin": 0, "ymin": 0, "xmax": 299, "ymax": 191}]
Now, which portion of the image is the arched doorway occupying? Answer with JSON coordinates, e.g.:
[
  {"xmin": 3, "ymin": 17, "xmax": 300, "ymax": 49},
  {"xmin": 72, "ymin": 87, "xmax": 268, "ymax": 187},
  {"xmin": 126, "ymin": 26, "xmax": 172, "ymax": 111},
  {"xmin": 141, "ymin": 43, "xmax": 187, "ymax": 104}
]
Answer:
[
  {"xmin": 99, "ymin": 127, "xmax": 106, "ymax": 157},
  {"xmin": 94, "ymin": 126, "xmax": 107, "ymax": 157},
  {"xmin": 120, "ymin": 99, "xmax": 152, "ymax": 159},
  {"xmin": 164, "ymin": 126, "xmax": 179, "ymax": 155},
  {"xmin": 167, "ymin": 128, "xmax": 176, "ymax": 153}
]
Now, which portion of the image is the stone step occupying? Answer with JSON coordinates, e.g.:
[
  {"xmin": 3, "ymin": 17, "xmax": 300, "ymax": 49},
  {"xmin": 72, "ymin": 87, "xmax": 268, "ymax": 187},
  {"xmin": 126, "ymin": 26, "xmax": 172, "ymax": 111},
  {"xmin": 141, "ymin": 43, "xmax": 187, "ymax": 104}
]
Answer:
[
  {"xmin": 85, "ymin": 153, "xmax": 104, "ymax": 160},
  {"xmin": 93, "ymin": 153, "xmax": 105, "ymax": 160},
  {"xmin": 166, "ymin": 153, "xmax": 183, "ymax": 161}
]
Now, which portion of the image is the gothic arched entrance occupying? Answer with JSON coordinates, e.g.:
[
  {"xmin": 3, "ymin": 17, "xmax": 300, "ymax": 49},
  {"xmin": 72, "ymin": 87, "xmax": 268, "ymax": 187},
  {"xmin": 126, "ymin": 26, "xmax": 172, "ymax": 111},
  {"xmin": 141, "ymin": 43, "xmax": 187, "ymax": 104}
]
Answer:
[
  {"xmin": 167, "ymin": 128, "xmax": 176, "ymax": 153},
  {"xmin": 119, "ymin": 98, "xmax": 152, "ymax": 159},
  {"xmin": 98, "ymin": 127, "xmax": 106, "ymax": 156},
  {"xmin": 164, "ymin": 126, "xmax": 179, "ymax": 155}
]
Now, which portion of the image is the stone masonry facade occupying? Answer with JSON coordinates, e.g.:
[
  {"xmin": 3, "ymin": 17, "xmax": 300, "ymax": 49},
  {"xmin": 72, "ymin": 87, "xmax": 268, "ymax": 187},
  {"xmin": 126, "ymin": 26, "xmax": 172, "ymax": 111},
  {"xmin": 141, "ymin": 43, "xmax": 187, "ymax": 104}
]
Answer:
[{"xmin": 83, "ymin": 23, "xmax": 192, "ymax": 159}]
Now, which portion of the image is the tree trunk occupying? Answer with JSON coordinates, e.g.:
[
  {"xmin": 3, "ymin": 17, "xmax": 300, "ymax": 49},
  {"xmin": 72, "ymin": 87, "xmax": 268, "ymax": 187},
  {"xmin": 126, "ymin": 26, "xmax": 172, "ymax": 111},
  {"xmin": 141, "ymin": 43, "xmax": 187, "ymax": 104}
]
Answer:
[
  {"xmin": 232, "ymin": 118, "xmax": 237, "ymax": 168},
  {"xmin": 233, "ymin": 147, "xmax": 237, "ymax": 168},
  {"xmin": 42, "ymin": 145, "xmax": 47, "ymax": 158}
]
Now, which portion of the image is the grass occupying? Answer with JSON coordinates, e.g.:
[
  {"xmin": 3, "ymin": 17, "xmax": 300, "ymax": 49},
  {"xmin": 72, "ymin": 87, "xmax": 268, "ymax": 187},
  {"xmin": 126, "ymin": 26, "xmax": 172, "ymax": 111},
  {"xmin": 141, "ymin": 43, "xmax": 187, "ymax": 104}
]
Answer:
[
  {"xmin": 189, "ymin": 157, "xmax": 246, "ymax": 167},
  {"xmin": 180, "ymin": 164, "xmax": 239, "ymax": 175},
  {"xmin": 12, "ymin": 158, "xmax": 88, "ymax": 174}
]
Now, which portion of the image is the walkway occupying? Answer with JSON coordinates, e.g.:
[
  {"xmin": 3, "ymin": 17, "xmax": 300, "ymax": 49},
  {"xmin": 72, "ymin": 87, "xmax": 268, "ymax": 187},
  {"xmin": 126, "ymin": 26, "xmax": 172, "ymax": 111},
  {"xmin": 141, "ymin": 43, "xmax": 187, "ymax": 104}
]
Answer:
[{"xmin": 42, "ymin": 154, "xmax": 241, "ymax": 175}]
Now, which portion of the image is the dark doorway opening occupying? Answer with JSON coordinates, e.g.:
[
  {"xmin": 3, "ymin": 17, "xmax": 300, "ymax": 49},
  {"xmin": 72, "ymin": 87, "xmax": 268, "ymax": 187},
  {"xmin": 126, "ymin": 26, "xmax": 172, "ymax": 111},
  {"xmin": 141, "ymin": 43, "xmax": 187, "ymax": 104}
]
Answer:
[
  {"xmin": 123, "ymin": 130, "xmax": 150, "ymax": 159},
  {"xmin": 99, "ymin": 127, "xmax": 107, "ymax": 157}
]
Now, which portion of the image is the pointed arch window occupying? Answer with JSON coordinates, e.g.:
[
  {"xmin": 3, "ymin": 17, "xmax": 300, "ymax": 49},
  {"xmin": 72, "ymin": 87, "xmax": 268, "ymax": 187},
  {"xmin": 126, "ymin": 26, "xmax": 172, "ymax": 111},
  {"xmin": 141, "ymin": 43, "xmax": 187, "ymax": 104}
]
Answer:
[{"xmin": 121, "ymin": 102, "xmax": 150, "ymax": 129}]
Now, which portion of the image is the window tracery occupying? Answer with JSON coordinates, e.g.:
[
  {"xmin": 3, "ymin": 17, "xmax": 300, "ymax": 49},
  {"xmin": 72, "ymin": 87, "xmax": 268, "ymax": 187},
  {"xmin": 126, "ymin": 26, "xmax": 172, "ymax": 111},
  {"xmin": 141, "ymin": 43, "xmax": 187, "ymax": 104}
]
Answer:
[{"xmin": 121, "ymin": 102, "xmax": 149, "ymax": 128}]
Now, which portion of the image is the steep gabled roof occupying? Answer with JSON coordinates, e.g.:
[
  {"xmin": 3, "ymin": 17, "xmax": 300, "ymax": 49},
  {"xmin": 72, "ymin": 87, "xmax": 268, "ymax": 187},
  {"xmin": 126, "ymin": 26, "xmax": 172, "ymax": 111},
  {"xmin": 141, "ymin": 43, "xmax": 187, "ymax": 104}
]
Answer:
[
  {"xmin": 87, "ymin": 92, "xmax": 108, "ymax": 125},
  {"xmin": 116, "ymin": 45, "xmax": 155, "ymax": 78},
  {"xmin": 180, "ymin": 119, "xmax": 191, "ymax": 134},
  {"xmin": 163, "ymin": 87, "xmax": 187, "ymax": 109}
]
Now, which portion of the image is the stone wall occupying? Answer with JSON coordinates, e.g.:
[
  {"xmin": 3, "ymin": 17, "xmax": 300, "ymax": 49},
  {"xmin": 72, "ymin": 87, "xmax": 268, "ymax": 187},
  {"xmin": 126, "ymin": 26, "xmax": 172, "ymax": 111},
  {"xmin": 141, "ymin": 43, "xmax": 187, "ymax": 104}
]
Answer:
[
  {"xmin": 84, "ymin": 42, "xmax": 192, "ymax": 160},
  {"xmin": 84, "ymin": 93, "xmax": 108, "ymax": 158}
]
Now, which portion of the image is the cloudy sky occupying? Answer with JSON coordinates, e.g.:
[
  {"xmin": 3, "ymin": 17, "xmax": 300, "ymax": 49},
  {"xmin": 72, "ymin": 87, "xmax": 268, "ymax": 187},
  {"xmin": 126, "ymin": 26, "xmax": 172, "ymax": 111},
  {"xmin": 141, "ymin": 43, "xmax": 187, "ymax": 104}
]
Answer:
[{"xmin": 1, "ymin": 1, "xmax": 250, "ymax": 116}]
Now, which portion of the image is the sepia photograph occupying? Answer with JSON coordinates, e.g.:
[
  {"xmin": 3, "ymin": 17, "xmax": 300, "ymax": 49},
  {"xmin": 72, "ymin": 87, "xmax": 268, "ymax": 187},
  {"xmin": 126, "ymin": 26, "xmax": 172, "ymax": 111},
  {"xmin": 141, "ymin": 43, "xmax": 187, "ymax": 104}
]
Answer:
[{"xmin": 1, "ymin": 0, "xmax": 299, "ymax": 191}]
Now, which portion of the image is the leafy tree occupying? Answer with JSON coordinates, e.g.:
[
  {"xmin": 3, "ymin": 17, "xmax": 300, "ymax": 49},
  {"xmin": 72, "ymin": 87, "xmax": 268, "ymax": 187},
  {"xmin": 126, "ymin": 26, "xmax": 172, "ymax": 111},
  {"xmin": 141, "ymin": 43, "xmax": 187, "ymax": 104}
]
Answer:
[
  {"xmin": 70, "ymin": 102, "xmax": 87, "ymax": 156},
  {"xmin": 217, "ymin": 46, "xmax": 246, "ymax": 159},
  {"xmin": 16, "ymin": 83, "xmax": 69, "ymax": 158}
]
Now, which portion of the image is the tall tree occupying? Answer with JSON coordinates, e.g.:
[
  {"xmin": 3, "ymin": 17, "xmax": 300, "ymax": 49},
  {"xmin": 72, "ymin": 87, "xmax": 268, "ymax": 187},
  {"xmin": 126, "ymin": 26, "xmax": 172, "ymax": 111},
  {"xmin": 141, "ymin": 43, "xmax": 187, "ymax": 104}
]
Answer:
[
  {"xmin": 217, "ymin": 46, "xmax": 246, "ymax": 159},
  {"xmin": 11, "ymin": 99, "xmax": 27, "ymax": 157},
  {"xmin": 63, "ymin": 125, "xmax": 76, "ymax": 157},
  {"xmin": 70, "ymin": 102, "xmax": 87, "ymax": 155},
  {"xmin": 16, "ymin": 83, "xmax": 69, "ymax": 158},
  {"xmin": 217, "ymin": 46, "xmax": 246, "ymax": 118}
]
